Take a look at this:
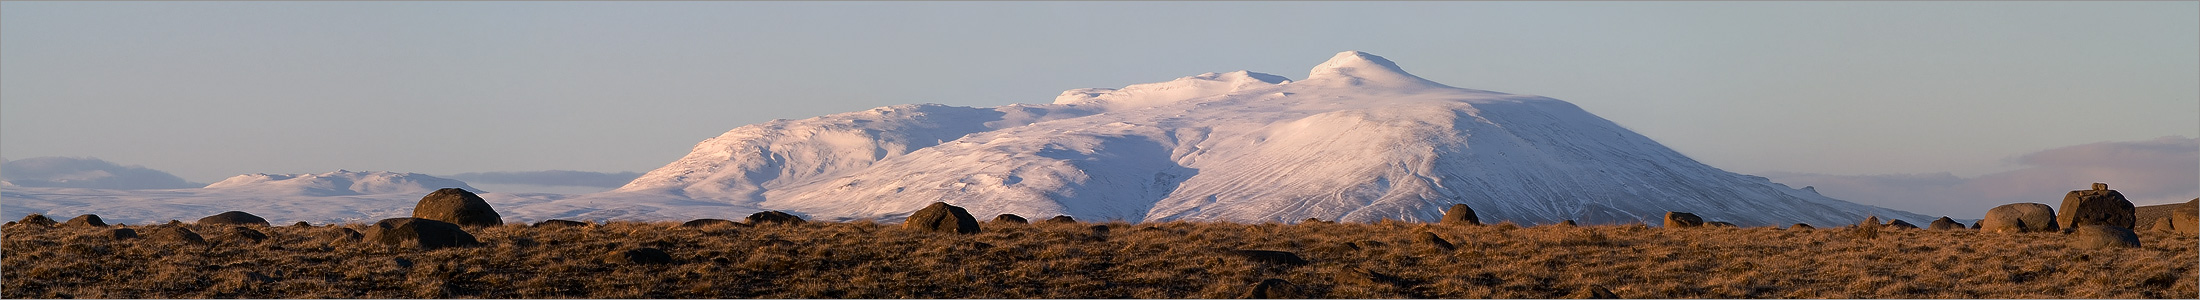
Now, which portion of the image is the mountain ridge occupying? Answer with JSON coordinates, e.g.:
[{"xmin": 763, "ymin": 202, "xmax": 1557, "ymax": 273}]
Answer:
[{"xmin": 612, "ymin": 51, "xmax": 1929, "ymax": 226}]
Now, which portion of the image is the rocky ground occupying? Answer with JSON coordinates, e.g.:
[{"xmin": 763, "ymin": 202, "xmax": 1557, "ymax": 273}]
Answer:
[{"xmin": 3, "ymin": 218, "xmax": 2194, "ymax": 299}]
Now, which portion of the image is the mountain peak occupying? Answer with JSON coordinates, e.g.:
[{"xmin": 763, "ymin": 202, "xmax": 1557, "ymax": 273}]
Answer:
[
  {"xmin": 1305, "ymin": 51, "xmax": 1445, "ymax": 88},
  {"xmin": 1050, "ymin": 70, "xmax": 1291, "ymax": 111}
]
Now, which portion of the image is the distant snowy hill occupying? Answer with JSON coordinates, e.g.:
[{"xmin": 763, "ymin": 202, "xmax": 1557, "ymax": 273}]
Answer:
[
  {"xmin": 204, "ymin": 170, "xmax": 484, "ymax": 196},
  {"xmin": 0, "ymin": 157, "xmax": 202, "ymax": 190},
  {"xmin": 2, "ymin": 51, "xmax": 1930, "ymax": 226},
  {"xmin": 1, "ymin": 171, "xmax": 539, "ymax": 225},
  {"xmin": 605, "ymin": 51, "xmax": 1929, "ymax": 226}
]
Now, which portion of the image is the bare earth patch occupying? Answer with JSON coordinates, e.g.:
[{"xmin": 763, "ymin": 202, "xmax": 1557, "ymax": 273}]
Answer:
[{"xmin": 4, "ymin": 221, "xmax": 2193, "ymax": 298}]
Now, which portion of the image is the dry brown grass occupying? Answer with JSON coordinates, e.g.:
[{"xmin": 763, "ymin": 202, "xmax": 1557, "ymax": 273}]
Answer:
[{"xmin": 4, "ymin": 220, "xmax": 2194, "ymax": 298}]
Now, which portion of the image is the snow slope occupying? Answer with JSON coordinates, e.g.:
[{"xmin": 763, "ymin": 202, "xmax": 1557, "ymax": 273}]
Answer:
[{"xmin": 610, "ymin": 51, "xmax": 1930, "ymax": 226}]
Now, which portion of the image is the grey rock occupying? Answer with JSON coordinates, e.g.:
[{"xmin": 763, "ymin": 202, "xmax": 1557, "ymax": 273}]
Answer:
[
  {"xmin": 64, "ymin": 214, "xmax": 107, "ymax": 227},
  {"xmin": 198, "ymin": 211, "xmax": 269, "ymax": 226},
  {"xmin": 1663, "ymin": 212, "xmax": 1703, "ymax": 228},
  {"xmin": 412, "ymin": 188, "xmax": 502, "ymax": 227},
  {"xmin": 219, "ymin": 226, "xmax": 268, "ymax": 243},
  {"xmin": 366, "ymin": 218, "xmax": 479, "ymax": 250},
  {"xmin": 320, "ymin": 227, "xmax": 364, "ymax": 241},
  {"xmin": 15, "ymin": 213, "xmax": 57, "ymax": 227},
  {"xmin": 1981, "ymin": 203, "xmax": 2059, "ymax": 233},
  {"xmin": 745, "ymin": 211, "xmax": 806, "ymax": 226},
  {"xmin": 903, "ymin": 202, "xmax": 980, "ymax": 234},
  {"xmin": 106, "ymin": 228, "xmax": 139, "ymax": 240},
  {"xmin": 2058, "ymin": 183, "xmax": 2135, "ymax": 230},
  {"xmin": 1928, "ymin": 217, "xmax": 1965, "ymax": 230},
  {"xmin": 1441, "ymin": 204, "xmax": 1480, "ymax": 225},
  {"xmin": 1043, "ymin": 215, "xmax": 1077, "ymax": 224},
  {"xmin": 2067, "ymin": 225, "xmax": 2140, "ymax": 249},
  {"xmin": 1886, "ymin": 219, "xmax": 1918, "ymax": 229},
  {"xmin": 148, "ymin": 225, "xmax": 205, "ymax": 244}
]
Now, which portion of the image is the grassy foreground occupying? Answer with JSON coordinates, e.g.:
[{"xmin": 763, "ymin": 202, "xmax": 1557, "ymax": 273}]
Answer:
[{"xmin": 4, "ymin": 220, "xmax": 2194, "ymax": 298}]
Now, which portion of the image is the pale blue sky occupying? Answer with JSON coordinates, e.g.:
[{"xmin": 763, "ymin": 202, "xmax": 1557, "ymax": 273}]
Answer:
[{"xmin": 5, "ymin": 1, "xmax": 2195, "ymax": 187}]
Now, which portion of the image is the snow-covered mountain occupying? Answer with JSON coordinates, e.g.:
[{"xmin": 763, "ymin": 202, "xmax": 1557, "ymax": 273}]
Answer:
[
  {"xmin": 2, "ymin": 51, "xmax": 1930, "ymax": 226},
  {"xmin": 1, "ymin": 170, "xmax": 533, "ymax": 225},
  {"xmin": 202, "ymin": 170, "xmax": 483, "ymax": 196},
  {"xmin": 610, "ymin": 51, "xmax": 1929, "ymax": 226}
]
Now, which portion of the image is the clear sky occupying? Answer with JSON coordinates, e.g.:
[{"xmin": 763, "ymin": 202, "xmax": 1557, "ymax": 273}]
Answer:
[{"xmin": 5, "ymin": 2, "xmax": 2195, "ymax": 193}]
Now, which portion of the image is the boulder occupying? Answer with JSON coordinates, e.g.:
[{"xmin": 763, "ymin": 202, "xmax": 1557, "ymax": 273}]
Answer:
[
  {"xmin": 1788, "ymin": 223, "xmax": 1815, "ymax": 230},
  {"xmin": 290, "ymin": 221, "xmax": 313, "ymax": 227},
  {"xmin": 991, "ymin": 214, "xmax": 1028, "ymax": 224},
  {"xmin": 2067, "ymin": 225, "xmax": 2140, "ymax": 249},
  {"xmin": 2057, "ymin": 183, "xmax": 2135, "ymax": 230},
  {"xmin": 679, "ymin": 219, "xmax": 739, "ymax": 228},
  {"xmin": 1557, "ymin": 220, "xmax": 1578, "ymax": 227},
  {"xmin": 903, "ymin": 202, "xmax": 980, "ymax": 234},
  {"xmin": 1859, "ymin": 216, "xmax": 1882, "ymax": 228},
  {"xmin": 2149, "ymin": 218, "xmax": 2177, "ymax": 233},
  {"xmin": 1886, "ymin": 219, "xmax": 1919, "ymax": 229},
  {"xmin": 1227, "ymin": 250, "xmax": 1309, "ymax": 266},
  {"xmin": 1928, "ymin": 217, "xmax": 1965, "ymax": 230},
  {"xmin": 1663, "ymin": 212, "xmax": 1703, "ymax": 228},
  {"xmin": 533, "ymin": 219, "xmax": 590, "ymax": 228},
  {"xmin": 745, "ymin": 211, "xmax": 806, "ymax": 226},
  {"xmin": 412, "ymin": 188, "xmax": 503, "ymax": 227},
  {"xmin": 15, "ymin": 213, "xmax": 57, "ymax": 227},
  {"xmin": 320, "ymin": 227, "xmax": 364, "ymax": 241},
  {"xmin": 106, "ymin": 228, "xmax": 139, "ymax": 240},
  {"xmin": 2175, "ymin": 201, "xmax": 2198, "ymax": 236},
  {"xmin": 1043, "ymin": 215, "xmax": 1078, "ymax": 224},
  {"xmin": 147, "ymin": 226, "xmax": 206, "ymax": 244},
  {"xmin": 198, "ymin": 211, "xmax": 269, "ymax": 226},
  {"xmin": 1417, "ymin": 232, "xmax": 1456, "ymax": 251},
  {"xmin": 1243, "ymin": 278, "xmax": 1305, "ymax": 299},
  {"xmin": 218, "ymin": 226, "xmax": 268, "ymax": 243},
  {"xmin": 1441, "ymin": 204, "xmax": 1480, "ymax": 225},
  {"xmin": 605, "ymin": 247, "xmax": 674, "ymax": 265},
  {"xmin": 365, "ymin": 218, "xmax": 480, "ymax": 250},
  {"xmin": 64, "ymin": 214, "xmax": 107, "ymax": 227},
  {"xmin": 1980, "ymin": 203, "xmax": 2059, "ymax": 233}
]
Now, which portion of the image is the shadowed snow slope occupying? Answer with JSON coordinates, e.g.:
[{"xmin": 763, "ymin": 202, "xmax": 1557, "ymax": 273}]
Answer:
[{"xmin": 605, "ymin": 51, "xmax": 1928, "ymax": 226}]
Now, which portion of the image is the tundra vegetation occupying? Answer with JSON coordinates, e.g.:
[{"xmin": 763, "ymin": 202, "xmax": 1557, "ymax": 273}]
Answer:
[{"xmin": 3, "ymin": 217, "xmax": 2194, "ymax": 298}]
